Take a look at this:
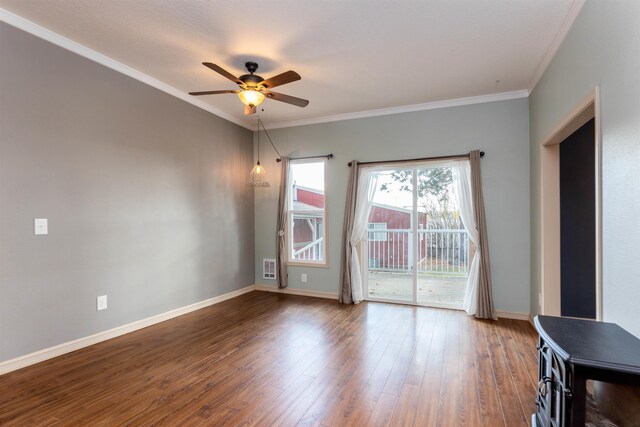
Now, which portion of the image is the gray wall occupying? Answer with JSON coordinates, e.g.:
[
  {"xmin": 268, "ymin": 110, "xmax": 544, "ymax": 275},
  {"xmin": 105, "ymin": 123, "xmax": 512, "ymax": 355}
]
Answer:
[
  {"xmin": 254, "ymin": 98, "xmax": 531, "ymax": 314},
  {"xmin": 0, "ymin": 23, "xmax": 254, "ymax": 362},
  {"xmin": 529, "ymin": 1, "xmax": 640, "ymax": 336}
]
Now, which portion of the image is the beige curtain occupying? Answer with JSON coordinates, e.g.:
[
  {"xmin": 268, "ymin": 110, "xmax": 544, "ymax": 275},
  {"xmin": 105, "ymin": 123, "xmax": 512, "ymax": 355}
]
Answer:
[
  {"xmin": 339, "ymin": 160, "xmax": 358, "ymax": 303},
  {"xmin": 276, "ymin": 156, "xmax": 289, "ymax": 288},
  {"xmin": 340, "ymin": 163, "xmax": 379, "ymax": 304},
  {"xmin": 470, "ymin": 150, "xmax": 496, "ymax": 319}
]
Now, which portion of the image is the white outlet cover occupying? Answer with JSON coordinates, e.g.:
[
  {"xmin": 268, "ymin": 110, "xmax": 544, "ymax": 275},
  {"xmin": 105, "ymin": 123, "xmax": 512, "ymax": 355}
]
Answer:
[
  {"xmin": 301, "ymin": 273, "xmax": 308, "ymax": 283},
  {"xmin": 97, "ymin": 295, "xmax": 108, "ymax": 311},
  {"xmin": 34, "ymin": 218, "xmax": 48, "ymax": 235}
]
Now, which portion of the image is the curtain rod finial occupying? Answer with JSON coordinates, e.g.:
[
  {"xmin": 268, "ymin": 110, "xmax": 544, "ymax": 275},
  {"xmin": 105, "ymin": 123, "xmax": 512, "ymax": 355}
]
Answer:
[
  {"xmin": 276, "ymin": 157, "xmax": 282, "ymax": 163},
  {"xmin": 480, "ymin": 151, "xmax": 485, "ymax": 157}
]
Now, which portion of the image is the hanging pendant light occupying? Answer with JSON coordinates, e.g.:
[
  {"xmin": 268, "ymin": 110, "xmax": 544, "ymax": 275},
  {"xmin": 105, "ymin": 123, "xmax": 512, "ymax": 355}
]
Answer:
[
  {"xmin": 248, "ymin": 118, "xmax": 283, "ymax": 187},
  {"xmin": 249, "ymin": 161, "xmax": 269, "ymax": 187},
  {"xmin": 249, "ymin": 118, "xmax": 270, "ymax": 187}
]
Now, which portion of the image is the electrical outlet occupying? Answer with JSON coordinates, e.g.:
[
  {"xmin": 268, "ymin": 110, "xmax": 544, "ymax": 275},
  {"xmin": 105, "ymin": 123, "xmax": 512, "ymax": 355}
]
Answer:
[
  {"xmin": 301, "ymin": 273, "xmax": 308, "ymax": 283},
  {"xmin": 97, "ymin": 295, "xmax": 107, "ymax": 311}
]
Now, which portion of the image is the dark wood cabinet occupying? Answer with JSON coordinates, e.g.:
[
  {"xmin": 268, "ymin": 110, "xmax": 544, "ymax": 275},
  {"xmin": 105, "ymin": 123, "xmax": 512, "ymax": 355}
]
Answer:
[{"xmin": 533, "ymin": 315, "xmax": 640, "ymax": 426}]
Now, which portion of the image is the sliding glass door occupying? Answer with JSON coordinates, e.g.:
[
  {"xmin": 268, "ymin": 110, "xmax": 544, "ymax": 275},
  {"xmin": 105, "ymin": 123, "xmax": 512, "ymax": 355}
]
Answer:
[
  {"xmin": 366, "ymin": 168, "xmax": 414, "ymax": 303},
  {"xmin": 364, "ymin": 163, "xmax": 469, "ymax": 309}
]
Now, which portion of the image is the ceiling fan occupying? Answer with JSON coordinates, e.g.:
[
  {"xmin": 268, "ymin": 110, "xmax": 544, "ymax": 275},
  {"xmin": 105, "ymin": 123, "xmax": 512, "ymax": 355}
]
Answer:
[{"xmin": 189, "ymin": 62, "xmax": 309, "ymax": 115}]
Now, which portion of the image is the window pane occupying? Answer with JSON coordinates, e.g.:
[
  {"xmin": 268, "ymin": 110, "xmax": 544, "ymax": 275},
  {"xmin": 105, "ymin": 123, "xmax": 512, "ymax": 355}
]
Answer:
[
  {"xmin": 291, "ymin": 214, "xmax": 324, "ymax": 261},
  {"xmin": 288, "ymin": 160, "xmax": 325, "ymax": 263},
  {"xmin": 368, "ymin": 223, "xmax": 388, "ymax": 242},
  {"xmin": 289, "ymin": 162, "xmax": 324, "ymax": 199}
]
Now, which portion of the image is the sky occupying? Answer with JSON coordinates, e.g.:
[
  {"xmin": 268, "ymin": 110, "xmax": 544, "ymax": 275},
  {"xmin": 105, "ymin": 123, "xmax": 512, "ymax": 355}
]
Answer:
[
  {"xmin": 290, "ymin": 162, "xmax": 324, "ymax": 190},
  {"xmin": 290, "ymin": 164, "xmax": 457, "ymax": 211},
  {"xmin": 291, "ymin": 165, "xmax": 412, "ymax": 208}
]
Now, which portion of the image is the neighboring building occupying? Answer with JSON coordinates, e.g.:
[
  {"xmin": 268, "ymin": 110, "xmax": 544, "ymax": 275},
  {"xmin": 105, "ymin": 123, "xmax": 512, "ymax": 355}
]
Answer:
[
  {"xmin": 368, "ymin": 202, "xmax": 423, "ymax": 270},
  {"xmin": 293, "ymin": 186, "xmax": 467, "ymax": 272},
  {"xmin": 291, "ymin": 185, "xmax": 325, "ymax": 255}
]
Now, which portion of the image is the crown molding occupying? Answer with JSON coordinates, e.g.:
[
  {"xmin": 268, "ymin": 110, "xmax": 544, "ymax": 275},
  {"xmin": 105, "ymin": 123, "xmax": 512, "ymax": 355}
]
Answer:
[
  {"xmin": 1, "ymin": 7, "xmax": 532, "ymax": 133},
  {"xmin": 264, "ymin": 90, "xmax": 529, "ymax": 130},
  {"xmin": 528, "ymin": 0, "xmax": 586, "ymax": 93},
  {"xmin": 0, "ymin": 7, "xmax": 253, "ymax": 130}
]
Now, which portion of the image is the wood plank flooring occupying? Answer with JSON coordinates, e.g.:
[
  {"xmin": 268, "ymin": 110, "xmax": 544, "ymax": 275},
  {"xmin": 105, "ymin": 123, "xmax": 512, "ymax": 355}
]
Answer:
[{"xmin": 0, "ymin": 291, "xmax": 538, "ymax": 426}]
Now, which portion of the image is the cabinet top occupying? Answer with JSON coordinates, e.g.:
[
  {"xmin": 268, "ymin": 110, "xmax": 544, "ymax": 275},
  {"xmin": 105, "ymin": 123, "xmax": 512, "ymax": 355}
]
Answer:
[{"xmin": 534, "ymin": 315, "xmax": 640, "ymax": 375}]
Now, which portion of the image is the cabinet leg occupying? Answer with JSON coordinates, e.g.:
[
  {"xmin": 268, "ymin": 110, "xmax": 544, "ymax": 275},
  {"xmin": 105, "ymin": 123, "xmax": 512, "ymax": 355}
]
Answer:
[{"xmin": 568, "ymin": 375, "xmax": 586, "ymax": 426}]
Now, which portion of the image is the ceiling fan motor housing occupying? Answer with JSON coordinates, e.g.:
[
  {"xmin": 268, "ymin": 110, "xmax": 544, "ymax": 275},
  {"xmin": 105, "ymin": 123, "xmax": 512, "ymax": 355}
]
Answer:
[
  {"xmin": 239, "ymin": 62, "xmax": 264, "ymax": 87},
  {"xmin": 245, "ymin": 61, "xmax": 259, "ymax": 74},
  {"xmin": 240, "ymin": 74, "xmax": 264, "ymax": 86}
]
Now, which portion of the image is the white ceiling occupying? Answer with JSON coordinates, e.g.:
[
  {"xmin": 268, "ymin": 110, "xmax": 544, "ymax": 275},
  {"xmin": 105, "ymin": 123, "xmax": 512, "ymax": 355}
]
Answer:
[{"xmin": 0, "ymin": 0, "xmax": 581, "ymax": 129}]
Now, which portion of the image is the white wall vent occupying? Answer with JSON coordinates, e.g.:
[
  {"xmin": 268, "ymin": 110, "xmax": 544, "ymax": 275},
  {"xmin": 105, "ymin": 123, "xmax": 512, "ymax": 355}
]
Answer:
[{"xmin": 263, "ymin": 259, "xmax": 276, "ymax": 280}]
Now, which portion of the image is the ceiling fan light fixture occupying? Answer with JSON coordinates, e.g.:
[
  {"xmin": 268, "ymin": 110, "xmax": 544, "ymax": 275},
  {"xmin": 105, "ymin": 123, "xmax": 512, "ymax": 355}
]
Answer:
[{"xmin": 238, "ymin": 89, "xmax": 266, "ymax": 107}]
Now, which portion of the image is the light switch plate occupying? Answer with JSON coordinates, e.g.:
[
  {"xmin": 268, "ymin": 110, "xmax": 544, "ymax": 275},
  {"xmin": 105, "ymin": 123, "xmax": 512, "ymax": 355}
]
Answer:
[
  {"xmin": 97, "ymin": 295, "xmax": 108, "ymax": 311},
  {"xmin": 34, "ymin": 218, "xmax": 48, "ymax": 235}
]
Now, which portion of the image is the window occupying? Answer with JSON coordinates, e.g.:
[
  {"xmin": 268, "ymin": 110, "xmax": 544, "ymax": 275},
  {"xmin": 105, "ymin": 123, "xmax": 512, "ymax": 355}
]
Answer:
[
  {"xmin": 368, "ymin": 223, "xmax": 388, "ymax": 241},
  {"xmin": 287, "ymin": 159, "xmax": 326, "ymax": 265}
]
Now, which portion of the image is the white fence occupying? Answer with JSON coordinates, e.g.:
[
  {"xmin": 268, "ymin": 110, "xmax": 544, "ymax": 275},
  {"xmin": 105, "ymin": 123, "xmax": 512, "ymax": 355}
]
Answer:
[{"xmin": 368, "ymin": 229, "xmax": 470, "ymax": 275}]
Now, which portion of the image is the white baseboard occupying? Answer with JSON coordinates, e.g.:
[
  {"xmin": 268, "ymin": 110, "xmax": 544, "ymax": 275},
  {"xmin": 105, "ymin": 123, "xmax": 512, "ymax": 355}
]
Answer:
[
  {"xmin": 496, "ymin": 310, "xmax": 531, "ymax": 321},
  {"xmin": 255, "ymin": 284, "xmax": 339, "ymax": 300},
  {"xmin": 0, "ymin": 285, "xmax": 256, "ymax": 375},
  {"xmin": 0, "ymin": 285, "xmax": 532, "ymax": 375},
  {"xmin": 254, "ymin": 286, "xmax": 532, "ymax": 323}
]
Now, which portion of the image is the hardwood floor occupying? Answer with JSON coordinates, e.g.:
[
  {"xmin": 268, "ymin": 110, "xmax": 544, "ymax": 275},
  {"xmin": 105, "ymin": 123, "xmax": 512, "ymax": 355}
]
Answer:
[{"xmin": 0, "ymin": 291, "xmax": 538, "ymax": 426}]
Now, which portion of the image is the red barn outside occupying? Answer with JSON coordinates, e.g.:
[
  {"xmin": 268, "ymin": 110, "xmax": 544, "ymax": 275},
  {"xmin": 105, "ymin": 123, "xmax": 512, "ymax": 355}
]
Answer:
[{"xmin": 292, "ymin": 186, "xmax": 468, "ymax": 272}]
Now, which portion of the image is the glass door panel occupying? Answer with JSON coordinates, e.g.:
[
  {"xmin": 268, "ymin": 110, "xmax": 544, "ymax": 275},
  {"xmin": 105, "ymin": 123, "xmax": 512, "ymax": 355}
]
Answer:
[
  {"xmin": 414, "ymin": 166, "xmax": 467, "ymax": 308},
  {"xmin": 366, "ymin": 169, "xmax": 414, "ymax": 303}
]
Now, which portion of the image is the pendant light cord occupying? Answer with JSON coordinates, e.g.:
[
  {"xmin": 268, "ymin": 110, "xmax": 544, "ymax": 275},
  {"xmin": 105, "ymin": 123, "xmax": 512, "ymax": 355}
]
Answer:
[
  {"xmin": 256, "ymin": 118, "xmax": 260, "ymax": 163},
  {"xmin": 258, "ymin": 118, "xmax": 282, "ymax": 159}
]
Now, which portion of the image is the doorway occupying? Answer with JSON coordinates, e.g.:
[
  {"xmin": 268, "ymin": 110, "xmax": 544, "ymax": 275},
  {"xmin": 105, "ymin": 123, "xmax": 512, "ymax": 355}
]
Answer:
[
  {"xmin": 560, "ymin": 118, "xmax": 596, "ymax": 319},
  {"xmin": 364, "ymin": 164, "xmax": 469, "ymax": 309},
  {"xmin": 539, "ymin": 87, "xmax": 602, "ymax": 320}
]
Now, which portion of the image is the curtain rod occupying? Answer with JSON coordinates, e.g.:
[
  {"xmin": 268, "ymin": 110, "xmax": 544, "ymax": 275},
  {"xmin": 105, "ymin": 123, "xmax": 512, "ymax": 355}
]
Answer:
[
  {"xmin": 257, "ymin": 118, "xmax": 333, "ymax": 163},
  {"xmin": 276, "ymin": 154, "xmax": 334, "ymax": 163},
  {"xmin": 347, "ymin": 151, "xmax": 484, "ymax": 167}
]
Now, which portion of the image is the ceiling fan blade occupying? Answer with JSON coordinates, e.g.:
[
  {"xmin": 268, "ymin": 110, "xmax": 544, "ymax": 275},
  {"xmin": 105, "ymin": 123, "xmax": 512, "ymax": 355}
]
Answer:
[
  {"xmin": 202, "ymin": 62, "xmax": 243, "ymax": 85},
  {"xmin": 265, "ymin": 91, "xmax": 309, "ymax": 108},
  {"xmin": 259, "ymin": 70, "xmax": 301, "ymax": 89},
  {"xmin": 244, "ymin": 105, "xmax": 257, "ymax": 115},
  {"xmin": 189, "ymin": 90, "xmax": 239, "ymax": 96}
]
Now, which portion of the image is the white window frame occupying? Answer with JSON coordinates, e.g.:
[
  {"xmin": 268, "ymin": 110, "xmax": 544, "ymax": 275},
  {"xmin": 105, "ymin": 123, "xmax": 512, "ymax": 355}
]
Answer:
[
  {"xmin": 368, "ymin": 222, "xmax": 388, "ymax": 241},
  {"xmin": 287, "ymin": 158, "xmax": 328, "ymax": 267}
]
